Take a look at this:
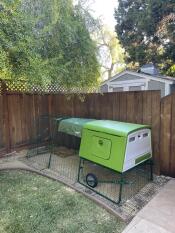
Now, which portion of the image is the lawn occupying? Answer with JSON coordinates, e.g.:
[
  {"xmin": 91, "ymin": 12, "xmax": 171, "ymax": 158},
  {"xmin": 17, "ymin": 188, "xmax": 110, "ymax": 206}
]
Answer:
[{"xmin": 0, "ymin": 170, "xmax": 126, "ymax": 233}]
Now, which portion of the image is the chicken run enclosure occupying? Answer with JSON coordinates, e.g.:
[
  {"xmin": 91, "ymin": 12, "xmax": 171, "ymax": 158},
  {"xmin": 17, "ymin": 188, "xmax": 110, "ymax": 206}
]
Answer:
[
  {"xmin": 26, "ymin": 116, "xmax": 153, "ymax": 203},
  {"xmin": 1, "ymin": 85, "xmax": 175, "ymax": 203}
]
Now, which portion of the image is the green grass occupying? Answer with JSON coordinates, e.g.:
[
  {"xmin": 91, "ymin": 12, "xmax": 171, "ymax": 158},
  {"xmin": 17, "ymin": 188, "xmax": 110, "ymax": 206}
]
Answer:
[{"xmin": 0, "ymin": 170, "xmax": 126, "ymax": 233}]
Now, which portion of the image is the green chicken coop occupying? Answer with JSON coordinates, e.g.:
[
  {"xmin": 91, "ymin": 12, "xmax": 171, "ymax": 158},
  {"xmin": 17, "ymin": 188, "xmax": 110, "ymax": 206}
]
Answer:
[
  {"xmin": 79, "ymin": 120, "xmax": 152, "ymax": 172},
  {"xmin": 27, "ymin": 116, "xmax": 153, "ymax": 204},
  {"xmin": 78, "ymin": 120, "xmax": 153, "ymax": 203},
  {"xmin": 56, "ymin": 117, "xmax": 153, "ymax": 203}
]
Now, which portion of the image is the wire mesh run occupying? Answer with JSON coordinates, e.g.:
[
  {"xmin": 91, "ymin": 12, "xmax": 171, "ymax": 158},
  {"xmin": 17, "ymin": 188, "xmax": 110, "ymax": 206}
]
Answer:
[
  {"xmin": 78, "ymin": 158, "xmax": 152, "ymax": 204},
  {"xmin": 26, "ymin": 114, "xmax": 60, "ymax": 158},
  {"xmin": 26, "ymin": 146, "xmax": 152, "ymax": 204},
  {"xmin": 25, "ymin": 114, "xmax": 153, "ymax": 204},
  {"xmin": 27, "ymin": 147, "xmax": 79, "ymax": 183}
]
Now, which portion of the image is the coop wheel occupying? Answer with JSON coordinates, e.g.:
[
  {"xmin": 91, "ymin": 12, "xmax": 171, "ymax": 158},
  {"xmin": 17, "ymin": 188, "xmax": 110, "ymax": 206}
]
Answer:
[{"xmin": 86, "ymin": 173, "xmax": 98, "ymax": 188}]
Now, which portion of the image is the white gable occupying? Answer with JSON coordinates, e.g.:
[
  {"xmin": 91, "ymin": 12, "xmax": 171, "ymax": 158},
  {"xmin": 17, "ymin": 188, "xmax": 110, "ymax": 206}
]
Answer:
[{"xmin": 102, "ymin": 70, "xmax": 174, "ymax": 86}]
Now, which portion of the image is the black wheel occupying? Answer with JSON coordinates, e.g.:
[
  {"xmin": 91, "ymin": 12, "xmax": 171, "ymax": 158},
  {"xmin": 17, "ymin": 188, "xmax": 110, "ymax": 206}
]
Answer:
[{"xmin": 86, "ymin": 173, "xmax": 98, "ymax": 188}]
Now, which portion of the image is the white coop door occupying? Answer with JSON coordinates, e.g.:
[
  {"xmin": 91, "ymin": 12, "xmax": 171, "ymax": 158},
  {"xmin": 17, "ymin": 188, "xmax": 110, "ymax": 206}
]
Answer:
[{"xmin": 123, "ymin": 129, "xmax": 152, "ymax": 172}]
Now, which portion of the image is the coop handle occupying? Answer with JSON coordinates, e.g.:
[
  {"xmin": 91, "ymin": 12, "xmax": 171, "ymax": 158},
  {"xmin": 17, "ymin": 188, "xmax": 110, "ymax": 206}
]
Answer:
[{"xmin": 98, "ymin": 140, "xmax": 103, "ymax": 146}]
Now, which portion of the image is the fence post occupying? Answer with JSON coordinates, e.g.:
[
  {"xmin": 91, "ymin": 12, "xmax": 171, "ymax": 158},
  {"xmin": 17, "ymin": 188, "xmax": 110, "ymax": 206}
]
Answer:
[{"xmin": 2, "ymin": 81, "xmax": 11, "ymax": 153}]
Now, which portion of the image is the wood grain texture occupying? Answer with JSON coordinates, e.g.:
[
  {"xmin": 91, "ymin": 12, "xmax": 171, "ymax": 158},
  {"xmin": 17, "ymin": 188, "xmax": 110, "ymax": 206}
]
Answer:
[
  {"xmin": 53, "ymin": 91, "xmax": 161, "ymax": 174},
  {"xmin": 160, "ymin": 94, "xmax": 172, "ymax": 175},
  {"xmin": 2, "ymin": 90, "xmax": 175, "ymax": 176},
  {"xmin": 169, "ymin": 93, "xmax": 175, "ymax": 176}
]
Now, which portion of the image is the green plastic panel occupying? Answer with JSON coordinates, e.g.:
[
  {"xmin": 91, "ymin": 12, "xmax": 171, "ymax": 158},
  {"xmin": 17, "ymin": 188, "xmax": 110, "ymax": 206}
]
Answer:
[
  {"xmin": 92, "ymin": 136, "xmax": 111, "ymax": 160},
  {"xmin": 135, "ymin": 153, "xmax": 151, "ymax": 165},
  {"xmin": 58, "ymin": 118, "xmax": 95, "ymax": 138},
  {"xmin": 84, "ymin": 120, "xmax": 150, "ymax": 137},
  {"xmin": 79, "ymin": 129, "xmax": 127, "ymax": 172}
]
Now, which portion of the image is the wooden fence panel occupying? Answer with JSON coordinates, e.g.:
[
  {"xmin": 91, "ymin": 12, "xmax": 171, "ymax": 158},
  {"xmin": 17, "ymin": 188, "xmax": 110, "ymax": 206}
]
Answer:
[
  {"xmin": 7, "ymin": 95, "xmax": 22, "ymax": 148},
  {"xmin": 5, "ymin": 94, "xmax": 50, "ymax": 149},
  {"xmin": 160, "ymin": 95, "xmax": 172, "ymax": 175},
  {"xmin": 151, "ymin": 91, "xmax": 161, "ymax": 174},
  {"xmin": 126, "ymin": 92, "xmax": 135, "ymax": 122},
  {"xmin": 160, "ymin": 93, "xmax": 175, "ymax": 176},
  {"xmin": 53, "ymin": 91, "xmax": 161, "ymax": 173},
  {"xmin": 112, "ymin": 92, "xmax": 120, "ymax": 120},
  {"xmin": 0, "ymin": 96, "xmax": 4, "ymax": 150},
  {"xmin": 142, "ymin": 91, "xmax": 152, "ymax": 125},
  {"xmin": 119, "ymin": 92, "xmax": 127, "ymax": 122},
  {"xmin": 0, "ymin": 90, "xmax": 167, "ymax": 176},
  {"xmin": 0, "ymin": 95, "xmax": 7, "ymax": 155},
  {"xmin": 170, "ymin": 95, "xmax": 175, "ymax": 176}
]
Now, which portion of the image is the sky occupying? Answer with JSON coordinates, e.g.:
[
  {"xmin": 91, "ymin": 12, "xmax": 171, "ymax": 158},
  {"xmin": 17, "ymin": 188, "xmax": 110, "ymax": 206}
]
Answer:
[{"xmin": 90, "ymin": 0, "xmax": 118, "ymax": 30}]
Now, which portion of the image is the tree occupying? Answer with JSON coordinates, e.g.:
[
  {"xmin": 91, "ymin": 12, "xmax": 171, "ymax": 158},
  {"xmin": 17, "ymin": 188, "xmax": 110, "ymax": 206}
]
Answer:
[
  {"xmin": 157, "ymin": 13, "xmax": 175, "ymax": 76},
  {"xmin": 95, "ymin": 26, "xmax": 126, "ymax": 80},
  {"xmin": 0, "ymin": 1, "xmax": 47, "ymax": 84},
  {"xmin": 0, "ymin": 0, "xmax": 100, "ymax": 91},
  {"xmin": 75, "ymin": 0, "xmax": 126, "ymax": 80},
  {"xmin": 47, "ymin": 0, "xmax": 100, "ymax": 90},
  {"xmin": 115, "ymin": 0, "xmax": 175, "ymax": 75},
  {"xmin": 21, "ymin": 0, "xmax": 100, "ymax": 91}
]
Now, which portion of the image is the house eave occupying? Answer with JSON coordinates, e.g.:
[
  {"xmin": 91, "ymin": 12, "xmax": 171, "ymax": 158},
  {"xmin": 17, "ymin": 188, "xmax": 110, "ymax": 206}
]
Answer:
[{"xmin": 101, "ymin": 70, "xmax": 175, "ymax": 86}]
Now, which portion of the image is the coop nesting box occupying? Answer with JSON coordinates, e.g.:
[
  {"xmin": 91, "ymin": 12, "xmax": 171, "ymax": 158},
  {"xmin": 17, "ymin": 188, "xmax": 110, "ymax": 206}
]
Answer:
[{"xmin": 79, "ymin": 120, "xmax": 152, "ymax": 172}]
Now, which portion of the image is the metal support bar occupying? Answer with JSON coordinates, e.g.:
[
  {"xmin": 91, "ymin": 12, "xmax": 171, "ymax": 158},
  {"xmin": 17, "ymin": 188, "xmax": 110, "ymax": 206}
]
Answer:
[
  {"xmin": 77, "ymin": 158, "xmax": 153, "ymax": 205},
  {"xmin": 150, "ymin": 159, "xmax": 154, "ymax": 181},
  {"xmin": 145, "ymin": 159, "xmax": 154, "ymax": 181},
  {"xmin": 77, "ymin": 158, "xmax": 126, "ymax": 204},
  {"xmin": 48, "ymin": 152, "xmax": 52, "ymax": 169},
  {"xmin": 97, "ymin": 179, "xmax": 131, "ymax": 185},
  {"xmin": 118, "ymin": 173, "xmax": 124, "ymax": 204},
  {"xmin": 47, "ymin": 117, "xmax": 58, "ymax": 169},
  {"xmin": 77, "ymin": 158, "xmax": 83, "ymax": 183}
]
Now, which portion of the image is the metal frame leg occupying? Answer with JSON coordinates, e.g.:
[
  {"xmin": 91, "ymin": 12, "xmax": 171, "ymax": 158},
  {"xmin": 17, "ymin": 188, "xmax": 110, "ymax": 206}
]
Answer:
[
  {"xmin": 150, "ymin": 159, "xmax": 153, "ymax": 181},
  {"xmin": 77, "ymin": 158, "xmax": 83, "ymax": 183},
  {"xmin": 48, "ymin": 152, "xmax": 52, "ymax": 169},
  {"xmin": 77, "ymin": 159, "xmax": 132, "ymax": 205},
  {"xmin": 118, "ymin": 173, "xmax": 124, "ymax": 204},
  {"xmin": 47, "ymin": 116, "xmax": 58, "ymax": 169},
  {"xmin": 47, "ymin": 140, "xmax": 54, "ymax": 169}
]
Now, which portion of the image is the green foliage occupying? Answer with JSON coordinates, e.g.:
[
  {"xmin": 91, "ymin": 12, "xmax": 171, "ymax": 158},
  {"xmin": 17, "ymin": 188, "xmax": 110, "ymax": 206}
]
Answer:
[
  {"xmin": 0, "ymin": 0, "xmax": 100, "ymax": 91},
  {"xmin": 0, "ymin": 1, "xmax": 49, "ymax": 85},
  {"xmin": 115, "ymin": 0, "xmax": 175, "ymax": 76},
  {"xmin": 167, "ymin": 64, "xmax": 175, "ymax": 77},
  {"xmin": 44, "ymin": 1, "xmax": 100, "ymax": 89}
]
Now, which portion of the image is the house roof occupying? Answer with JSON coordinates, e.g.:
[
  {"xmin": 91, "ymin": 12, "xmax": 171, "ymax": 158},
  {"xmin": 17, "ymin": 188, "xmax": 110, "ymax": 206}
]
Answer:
[{"xmin": 101, "ymin": 70, "xmax": 175, "ymax": 85}]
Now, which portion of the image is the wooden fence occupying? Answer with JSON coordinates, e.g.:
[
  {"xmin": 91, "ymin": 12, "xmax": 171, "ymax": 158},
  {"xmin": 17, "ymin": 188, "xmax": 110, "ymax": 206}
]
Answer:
[
  {"xmin": 160, "ymin": 92, "xmax": 175, "ymax": 177},
  {"xmin": 0, "ymin": 90, "xmax": 175, "ymax": 177}
]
